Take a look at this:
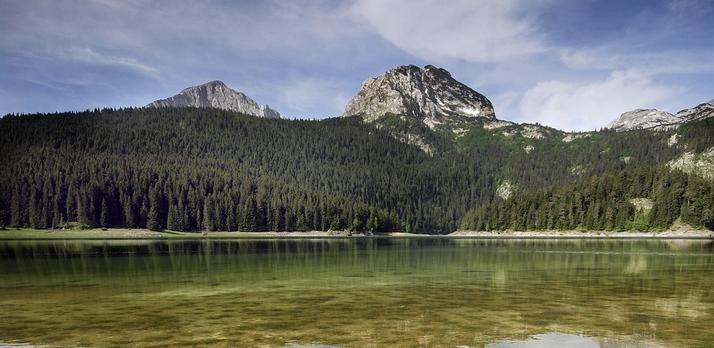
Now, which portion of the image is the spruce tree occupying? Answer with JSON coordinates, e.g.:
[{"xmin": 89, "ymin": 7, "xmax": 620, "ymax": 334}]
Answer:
[
  {"xmin": 203, "ymin": 197, "xmax": 214, "ymax": 232},
  {"xmin": 146, "ymin": 190, "xmax": 161, "ymax": 231},
  {"xmin": 10, "ymin": 185, "xmax": 21, "ymax": 227},
  {"xmin": 166, "ymin": 203, "xmax": 177, "ymax": 231},
  {"xmin": 100, "ymin": 198, "xmax": 109, "ymax": 228},
  {"xmin": 123, "ymin": 198, "xmax": 135, "ymax": 228}
]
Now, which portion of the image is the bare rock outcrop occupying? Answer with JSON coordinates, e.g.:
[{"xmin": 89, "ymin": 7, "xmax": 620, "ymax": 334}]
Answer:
[
  {"xmin": 343, "ymin": 65, "xmax": 495, "ymax": 128},
  {"xmin": 148, "ymin": 80, "xmax": 280, "ymax": 118}
]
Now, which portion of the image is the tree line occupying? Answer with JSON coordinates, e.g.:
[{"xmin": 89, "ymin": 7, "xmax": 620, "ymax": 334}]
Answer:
[{"xmin": 1, "ymin": 107, "xmax": 712, "ymax": 233}]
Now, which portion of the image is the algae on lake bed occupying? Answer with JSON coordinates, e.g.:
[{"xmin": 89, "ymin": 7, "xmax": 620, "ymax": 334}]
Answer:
[{"xmin": 0, "ymin": 238, "xmax": 713, "ymax": 347}]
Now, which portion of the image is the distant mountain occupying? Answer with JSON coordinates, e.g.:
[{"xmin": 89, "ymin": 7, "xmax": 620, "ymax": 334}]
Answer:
[
  {"xmin": 343, "ymin": 65, "xmax": 495, "ymax": 128},
  {"xmin": 147, "ymin": 80, "xmax": 280, "ymax": 118},
  {"xmin": 609, "ymin": 99, "xmax": 714, "ymax": 131},
  {"xmin": 675, "ymin": 99, "xmax": 714, "ymax": 122},
  {"xmin": 608, "ymin": 109, "xmax": 679, "ymax": 131}
]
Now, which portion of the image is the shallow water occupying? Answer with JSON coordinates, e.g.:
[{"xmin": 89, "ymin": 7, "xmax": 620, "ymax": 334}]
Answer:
[{"xmin": 0, "ymin": 238, "xmax": 713, "ymax": 347}]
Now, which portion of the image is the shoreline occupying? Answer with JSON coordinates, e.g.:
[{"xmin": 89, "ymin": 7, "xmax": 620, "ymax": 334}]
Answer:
[
  {"xmin": 450, "ymin": 230, "xmax": 714, "ymax": 239},
  {"xmin": 0, "ymin": 228, "xmax": 712, "ymax": 240}
]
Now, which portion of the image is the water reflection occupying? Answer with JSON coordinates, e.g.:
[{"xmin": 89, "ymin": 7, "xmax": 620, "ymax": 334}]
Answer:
[
  {"xmin": 0, "ymin": 238, "xmax": 713, "ymax": 347},
  {"xmin": 486, "ymin": 333, "xmax": 598, "ymax": 348}
]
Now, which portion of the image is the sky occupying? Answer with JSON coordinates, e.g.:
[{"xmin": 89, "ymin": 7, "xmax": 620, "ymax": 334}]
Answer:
[{"xmin": 1, "ymin": 0, "xmax": 713, "ymax": 131}]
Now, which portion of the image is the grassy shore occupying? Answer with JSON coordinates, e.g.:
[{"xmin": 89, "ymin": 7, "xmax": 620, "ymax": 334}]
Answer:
[
  {"xmin": 451, "ymin": 230, "xmax": 714, "ymax": 238},
  {"xmin": 0, "ymin": 228, "xmax": 712, "ymax": 240},
  {"xmin": 0, "ymin": 228, "xmax": 429, "ymax": 240}
]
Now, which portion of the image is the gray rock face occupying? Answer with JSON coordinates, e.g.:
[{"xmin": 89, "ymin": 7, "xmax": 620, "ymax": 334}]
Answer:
[
  {"xmin": 608, "ymin": 109, "xmax": 678, "ymax": 131},
  {"xmin": 342, "ymin": 65, "xmax": 495, "ymax": 128},
  {"xmin": 147, "ymin": 80, "xmax": 280, "ymax": 118}
]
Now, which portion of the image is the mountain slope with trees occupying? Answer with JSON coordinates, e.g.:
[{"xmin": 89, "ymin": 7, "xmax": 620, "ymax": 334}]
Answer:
[{"xmin": 1, "ymin": 106, "xmax": 713, "ymax": 233}]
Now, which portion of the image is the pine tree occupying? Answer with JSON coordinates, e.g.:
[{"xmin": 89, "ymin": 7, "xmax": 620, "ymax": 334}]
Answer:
[
  {"xmin": 203, "ymin": 197, "xmax": 214, "ymax": 232},
  {"xmin": 166, "ymin": 203, "xmax": 178, "ymax": 231},
  {"xmin": 77, "ymin": 193, "xmax": 89, "ymax": 228},
  {"xmin": 100, "ymin": 198, "xmax": 109, "ymax": 228},
  {"xmin": 366, "ymin": 211, "xmax": 378, "ymax": 232},
  {"xmin": 146, "ymin": 191, "xmax": 161, "ymax": 231},
  {"xmin": 28, "ymin": 189, "xmax": 39, "ymax": 229},
  {"xmin": 10, "ymin": 185, "xmax": 21, "ymax": 227},
  {"xmin": 123, "ymin": 197, "xmax": 135, "ymax": 228}
]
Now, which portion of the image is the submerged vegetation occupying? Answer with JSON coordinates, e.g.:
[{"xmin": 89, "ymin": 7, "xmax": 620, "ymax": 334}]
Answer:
[
  {"xmin": 2, "ymin": 238, "xmax": 714, "ymax": 346},
  {"xmin": 0, "ymin": 108, "xmax": 713, "ymax": 233}
]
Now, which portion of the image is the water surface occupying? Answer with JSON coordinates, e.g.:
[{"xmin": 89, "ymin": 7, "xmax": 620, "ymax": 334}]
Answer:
[{"xmin": 0, "ymin": 238, "xmax": 713, "ymax": 347}]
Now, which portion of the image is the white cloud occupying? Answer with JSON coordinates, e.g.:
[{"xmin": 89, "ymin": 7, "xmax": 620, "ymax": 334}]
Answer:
[
  {"xmin": 491, "ymin": 90, "xmax": 521, "ymax": 118},
  {"xmin": 519, "ymin": 70, "xmax": 680, "ymax": 131},
  {"xmin": 64, "ymin": 47, "xmax": 157, "ymax": 75},
  {"xmin": 351, "ymin": 0, "xmax": 546, "ymax": 63}
]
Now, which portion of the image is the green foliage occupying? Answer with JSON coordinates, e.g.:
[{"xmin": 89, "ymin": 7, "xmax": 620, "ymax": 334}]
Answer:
[
  {"xmin": 627, "ymin": 209, "xmax": 650, "ymax": 231},
  {"xmin": 461, "ymin": 167, "xmax": 714, "ymax": 231},
  {"xmin": 1, "ymin": 107, "xmax": 712, "ymax": 233}
]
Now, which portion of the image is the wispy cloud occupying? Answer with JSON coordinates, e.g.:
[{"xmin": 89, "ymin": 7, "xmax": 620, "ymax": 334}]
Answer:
[
  {"xmin": 62, "ymin": 47, "xmax": 157, "ymax": 76},
  {"xmin": 520, "ymin": 70, "xmax": 681, "ymax": 131},
  {"xmin": 560, "ymin": 49, "xmax": 714, "ymax": 75},
  {"xmin": 351, "ymin": 0, "xmax": 546, "ymax": 63}
]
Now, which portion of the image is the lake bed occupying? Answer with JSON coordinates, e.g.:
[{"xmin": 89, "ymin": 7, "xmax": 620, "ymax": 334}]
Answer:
[{"xmin": 1, "ymin": 238, "xmax": 713, "ymax": 347}]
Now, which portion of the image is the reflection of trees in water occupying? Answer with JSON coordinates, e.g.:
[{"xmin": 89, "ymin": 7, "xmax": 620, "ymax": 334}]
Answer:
[
  {"xmin": 1, "ymin": 239, "xmax": 714, "ymax": 346},
  {"xmin": 3, "ymin": 238, "xmax": 713, "ymax": 291}
]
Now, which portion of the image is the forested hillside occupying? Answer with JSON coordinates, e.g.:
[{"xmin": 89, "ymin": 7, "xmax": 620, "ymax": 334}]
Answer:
[
  {"xmin": 1, "ymin": 107, "xmax": 712, "ymax": 233},
  {"xmin": 460, "ymin": 166, "xmax": 714, "ymax": 231}
]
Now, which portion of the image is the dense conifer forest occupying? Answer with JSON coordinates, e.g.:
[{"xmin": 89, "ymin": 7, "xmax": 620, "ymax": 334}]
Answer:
[
  {"xmin": 0, "ymin": 107, "xmax": 712, "ymax": 233},
  {"xmin": 460, "ymin": 167, "xmax": 714, "ymax": 231}
]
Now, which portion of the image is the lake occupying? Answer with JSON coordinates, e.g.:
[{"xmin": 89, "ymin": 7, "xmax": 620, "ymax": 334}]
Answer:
[{"xmin": 1, "ymin": 238, "xmax": 713, "ymax": 347}]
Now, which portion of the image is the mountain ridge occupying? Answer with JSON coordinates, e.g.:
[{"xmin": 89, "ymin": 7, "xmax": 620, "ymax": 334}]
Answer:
[
  {"xmin": 147, "ymin": 80, "xmax": 280, "ymax": 118},
  {"xmin": 608, "ymin": 100, "xmax": 714, "ymax": 132}
]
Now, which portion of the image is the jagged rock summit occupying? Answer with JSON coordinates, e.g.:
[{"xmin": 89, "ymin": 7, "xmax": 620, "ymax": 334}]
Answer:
[
  {"xmin": 343, "ymin": 65, "xmax": 495, "ymax": 128},
  {"xmin": 147, "ymin": 80, "xmax": 280, "ymax": 118},
  {"xmin": 609, "ymin": 99, "xmax": 714, "ymax": 131}
]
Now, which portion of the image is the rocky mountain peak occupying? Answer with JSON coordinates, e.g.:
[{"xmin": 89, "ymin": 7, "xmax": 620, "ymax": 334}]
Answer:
[
  {"xmin": 609, "ymin": 98, "xmax": 714, "ymax": 132},
  {"xmin": 608, "ymin": 109, "xmax": 679, "ymax": 131},
  {"xmin": 675, "ymin": 99, "xmax": 714, "ymax": 122},
  {"xmin": 187, "ymin": 80, "xmax": 225, "ymax": 90},
  {"xmin": 343, "ymin": 65, "xmax": 495, "ymax": 128},
  {"xmin": 148, "ymin": 80, "xmax": 280, "ymax": 119}
]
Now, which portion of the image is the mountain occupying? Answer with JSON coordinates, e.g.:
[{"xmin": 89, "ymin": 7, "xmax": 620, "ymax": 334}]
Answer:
[
  {"xmin": 675, "ymin": 99, "xmax": 714, "ymax": 122},
  {"xmin": 147, "ymin": 80, "xmax": 280, "ymax": 118},
  {"xmin": 608, "ymin": 109, "xmax": 679, "ymax": 131},
  {"xmin": 343, "ymin": 65, "xmax": 495, "ymax": 128},
  {"xmin": 1, "ymin": 66, "xmax": 713, "ymax": 234},
  {"xmin": 608, "ymin": 99, "xmax": 714, "ymax": 132}
]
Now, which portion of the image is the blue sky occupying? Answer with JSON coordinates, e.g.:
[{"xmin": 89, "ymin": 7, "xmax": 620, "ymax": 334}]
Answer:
[{"xmin": 1, "ymin": 0, "xmax": 713, "ymax": 131}]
